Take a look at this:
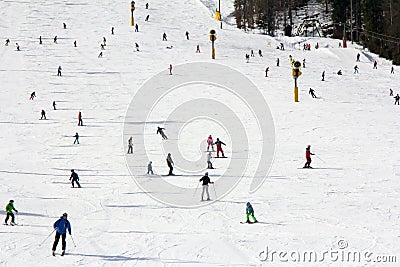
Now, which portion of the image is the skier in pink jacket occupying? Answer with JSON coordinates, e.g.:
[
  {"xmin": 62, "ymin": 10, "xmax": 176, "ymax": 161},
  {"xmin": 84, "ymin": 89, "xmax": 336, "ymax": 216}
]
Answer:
[{"xmin": 207, "ymin": 135, "xmax": 214, "ymax": 152}]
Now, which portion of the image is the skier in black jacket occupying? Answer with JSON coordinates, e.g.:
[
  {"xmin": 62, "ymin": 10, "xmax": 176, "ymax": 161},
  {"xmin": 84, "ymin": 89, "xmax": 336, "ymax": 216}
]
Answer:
[
  {"xmin": 70, "ymin": 170, "xmax": 81, "ymax": 188},
  {"xmin": 199, "ymin": 172, "xmax": 214, "ymax": 201}
]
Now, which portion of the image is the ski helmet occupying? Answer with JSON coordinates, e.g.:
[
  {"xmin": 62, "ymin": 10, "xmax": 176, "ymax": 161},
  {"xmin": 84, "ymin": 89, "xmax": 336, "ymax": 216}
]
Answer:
[
  {"xmin": 71, "ymin": 169, "xmax": 74, "ymax": 172},
  {"xmin": 62, "ymin": 213, "xmax": 68, "ymax": 217},
  {"xmin": 205, "ymin": 172, "xmax": 208, "ymax": 175},
  {"xmin": 246, "ymin": 202, "xmax": 250, "ymax": 206},
  {"xmin": 9, "ymin": 200, "xmax": 14, "ymax": 203}
]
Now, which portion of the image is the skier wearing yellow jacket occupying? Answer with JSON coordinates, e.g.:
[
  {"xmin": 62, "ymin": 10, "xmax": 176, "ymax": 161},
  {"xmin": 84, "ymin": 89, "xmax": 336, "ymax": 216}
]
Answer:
[{"xmin": 4, "ymin": 200, "xmax": 18, "ymax": 225}]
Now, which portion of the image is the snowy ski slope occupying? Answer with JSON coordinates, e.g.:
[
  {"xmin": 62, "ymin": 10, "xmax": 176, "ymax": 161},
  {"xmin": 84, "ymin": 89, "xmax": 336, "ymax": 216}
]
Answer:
[{"xmin": 0, "ymin": 0, "xmax": 399, "ymax": 266}]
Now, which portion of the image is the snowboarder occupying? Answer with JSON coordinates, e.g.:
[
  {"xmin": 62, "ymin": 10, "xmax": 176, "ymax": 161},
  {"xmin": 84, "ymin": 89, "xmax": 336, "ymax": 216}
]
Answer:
[
  {"xmin": 145, "ymin": 2, "xmax": 149, "ymax": 9},
  {"xmin": 53, "ymin": 101, "xmax": 56, "ymax": 110},
  {"xmin": 391, "ymin": 66, "xmax": 395, "ymax": 74},
  {"xmin": 111, "ymin": 27, "xmax": 114, "ymax": 35},
  {"xmin": 373, "ymin": 60, "xmax": 378, "ymax": 69},
  {"xmin": 145, "ymin": 15, "xmax": 149, "ymax": 21},
  {"xmin": 215, "ymin": 138, "xmax": 226, "ymax": 158},
  {"xmin": 265, "ymin": 67, "xmax": 269, "ymax": 77},
  {"xmin": 303, "ymin": 145, "xmax": 314, "ymax": 168},
  {"xmin": 30, "ymin": 91, "xmax": 36, "ymax": 100},
  {"xmin": 196, "ymin": 44, "xmax": 200, "ymax": 53},
  {"xmin": 309, "ymin": 88, "xmax": 317, "ymax": 98},
  {"xmin": 207, "ymin": 135, "xmax": 214, "ymax": 151},
  {"xmin": 163, "ymin": 33, "xmax": 167, "ymax": 41},
  {"xmin": 337, "ymin": 70, "xmax": 342, "ymax": 75},
  {"xmin": 302, "ymin": 59, "xmax": 306, "ymax": 68},
  {"xmin": 258, "ymin": 49, "xmax": 263, "ymax": 57},
  {"xmin": 98, "ymin": 52, "xmax": 103, "ymax": 58},
  {"xmin": 74, "ymin": 40, "xmax": 77, "ymax": 47},
  {"xmin": 169, "ymin": 64, "xmax": 173, "ymax": 75},
  {"xmin": 57, "ymin": 66, "xmax": 62, "ymax": 76},
  {"xmin": 276, "ymin": 58, "xmax": 279, "ymax": 67},
  {"xmin": 4, "ymin": 200, "xmax": 18, "ymax": 226},
  {"xmin": 166, "ymin": 153, "xmax": 174, "ymax": 175},
  {"xmin": 39, "ymin": 36, "xmax": 42, "ymax": 44},
  {"xmin": 207, "ymin": 152, "xmax": 214, "ymax": 169},
  {"xmin": 199, "ymin": 172, "xmax": 213, "ymax": 201},
  {"xmin": 354, "ymin": 65, "xmax": 359, "ymax": 74},
  {"xmin": 127, "ymin": 136, "xmax": 133, "ymax": 154},
  {"xmin": 356, "ymin": 53, "xmax": 360, "ymax": 62},
  {"xmin": 16, "ymin": 43, "xmax": 20, "ymax": 51},
  {"xmin": 63, "ymin": 22, "xmax": 66, "ymax": 29},
  {"xmin": 157, "ymin": 127, "xmax": 168, "ymax": 140},
  {"xmin": 73, "ymin": 132, "xmax": 79, "ymax": 144},
  {"xmin": 78, "ymin": 112, "xmax": 83, "ymax": 126},
  {"xmin": 40, "ymin": 110, "xmax": 46, "ymax": 120},
  {"xmin": 70, "ymin": 170, "xmax": 81, "ymax": 188},
  {"xmin": 250, "ymin": 50, "xmax": 254, "ymax": 57},
  {"xmin": 394, "ymin": 94, "xmax": 400, "ymax": 105},
  {"xmin": 52, "ymin": 213, "xmax": 72, "ymax": 256},
  {"xmin": 135, "ymin": 43, "xmax": 139, "ymax": 51},
  {"xmin": 135, "ymin": 24, "xmax": 139, "ymax": 32},
  {"xmin": 5, "ymin": 39, "xmax": 10, "ymax": 46},
  {"xmin": 147, "ymin": 161, "xmax": 154, "ymax": 174},
  {"xmin": 54, "ymin": 36, "xmax": 57, "ymax": 43},
  {"xmin": 185, "ymin": 31, "xmax": 190, "ymax": 40},
  {"xmin": 245, "ymin": 202, "xmax": 258, "ymax": 223},
  {"xmin": 321, "ymin": 70, "xmax": 325, "ymax": 81},
  {"xmin": 390, "ymin": 88, "xmax": 393, "ymax": 96}
]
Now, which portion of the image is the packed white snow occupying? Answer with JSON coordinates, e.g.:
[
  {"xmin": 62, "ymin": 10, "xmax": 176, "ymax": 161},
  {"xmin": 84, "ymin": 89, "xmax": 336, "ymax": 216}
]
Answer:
[{"xmin": 0, "ymin": 0, "xmax": 399, "ymax": 266}]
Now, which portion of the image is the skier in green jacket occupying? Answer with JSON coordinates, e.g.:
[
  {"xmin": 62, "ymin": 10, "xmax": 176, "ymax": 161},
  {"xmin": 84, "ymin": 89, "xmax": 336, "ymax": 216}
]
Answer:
[{"xmin": 4, "ymin": 200, "xmax": 18, "ymax": 225}]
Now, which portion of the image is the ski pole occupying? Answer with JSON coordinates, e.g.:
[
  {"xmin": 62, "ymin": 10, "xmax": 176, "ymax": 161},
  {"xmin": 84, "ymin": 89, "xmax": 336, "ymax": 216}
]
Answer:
[
  {"xmin": 70, "ymin": 234, "xmax": 77, "ymax": 247},
  {"xmin": 212, "ymin": 183, "xmax": 217, "ymax": 198},
  {"xmin": 315, "ymin": 154, "xmax": 326, "ymax": 163},
  {"xmin": 193, "ymin": 181, "xmax": 200, "ymax": 197},
  {"xmin": 39, "ymin": 228, "xmax": 57, "ymax": 246}
]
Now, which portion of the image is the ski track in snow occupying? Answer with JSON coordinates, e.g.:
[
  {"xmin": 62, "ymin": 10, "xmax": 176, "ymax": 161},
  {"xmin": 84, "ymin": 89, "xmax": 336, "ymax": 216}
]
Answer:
[{"xmin": 0, "ymin": 0, "xmax": 399, "ymax": 266}]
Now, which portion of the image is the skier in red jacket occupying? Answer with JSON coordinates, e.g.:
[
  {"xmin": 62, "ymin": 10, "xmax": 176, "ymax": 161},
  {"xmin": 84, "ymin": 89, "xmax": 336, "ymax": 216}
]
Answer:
[
  {"xmin": 303, "ymin": 145, "xmax": 314, "ymax": 168},
  {"xmin": 215, "ymin": 138, "xmax": 226, "ymax": 158}
]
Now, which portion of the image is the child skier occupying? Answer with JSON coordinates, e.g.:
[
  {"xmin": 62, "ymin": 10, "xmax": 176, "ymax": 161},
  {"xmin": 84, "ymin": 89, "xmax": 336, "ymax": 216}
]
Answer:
[
  {"xmin": 196, "ymin": 44, "xmax": 200, "ymax": 53},
  {"xmin": 57, "ymin": 66, "xmax": 62, "ymax": 76},
  {"xmin": 373, "ymin": 60, "xmax": 378, "ymax": 69},
  {"xmin": 303, "ymin": 145, "xmax": 314, "ymax": 168},
  {"xmin": 147, "ymin": 161, "xmax": 154, "ymax": 174},
  {"xmin": 52, "ymin": 213, "xmax": 72, "ymax": 256},
  {"xmin": 207, "ymin": 152, "xmax": 214, "ymax": 169},
  {"xmin": 5, "ymin": 39, "xmax": 10, "ymax": 46},
  {"xmin": 163, "ymin": 33, "xmax": 167, "ymax": 41},
  {"xmin": 4, "ymin": 200, "xmax": 18, "ymax": 225},
  {"xmin": 207, "ymin": 135, "xmax": 214, "ymax": 151},
  {"xmin": 245, "ymin": 202, "xmax": 258, "ymax": 223},
  {"xmin": 30, "ymin": 91, "xmax": 36, "ymax": 100},
  {"xmin": 215, "ymin": 138, "xmax": 226, "ymax": 158},
  {"xmin": 185, "ymin": 31, "xmax": 190, "ymax": 40},
  {"xmin": 199, "ymin": 172, "xmax": 213, "ymax": 201},
  {"xmin": 70, "ymin": 169, "xmax": 81, "ymax": 188},
  {"xmin": 157, "ymin": 127, "xmax": 168, "ymax": 140},
  {"xmin": 354, "ymin": 65, "xmax": 359, "ymax": 74}
]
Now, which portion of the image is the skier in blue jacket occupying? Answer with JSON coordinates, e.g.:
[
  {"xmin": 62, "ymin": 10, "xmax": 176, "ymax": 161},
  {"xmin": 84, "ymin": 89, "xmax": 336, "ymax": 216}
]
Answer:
[
  {"xmin": 245, "ymin": 202, "xmax": 258, "ymax": 223},
  {"xmin": 52, "ymin": 213, "xmax": 72, "ymax": 256}
]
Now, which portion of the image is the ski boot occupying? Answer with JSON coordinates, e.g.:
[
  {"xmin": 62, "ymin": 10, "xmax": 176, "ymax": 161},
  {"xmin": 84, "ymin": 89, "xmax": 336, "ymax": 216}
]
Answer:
[
  {"xmin": 52, "ymin": 251, "xmax": 56, "ymax": 256},
  {"xmin": 10, "ymin": 222, "xmax": 16, "ymax": 226},
  {"xmin": 61, "ymin": 250, "xmax": 65, "ymax": 256}
]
